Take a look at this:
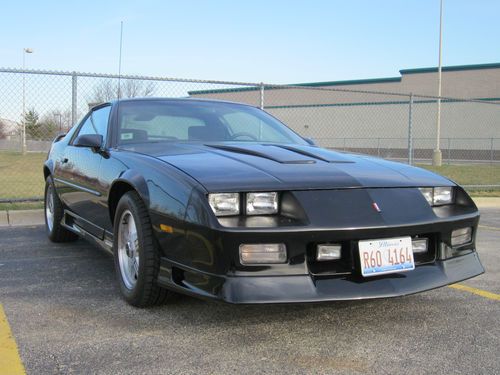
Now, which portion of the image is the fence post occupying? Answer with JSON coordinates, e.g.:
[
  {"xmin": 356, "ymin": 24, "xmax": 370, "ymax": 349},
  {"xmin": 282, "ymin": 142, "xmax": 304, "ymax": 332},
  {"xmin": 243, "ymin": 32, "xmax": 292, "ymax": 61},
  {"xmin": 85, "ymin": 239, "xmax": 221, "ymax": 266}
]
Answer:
[
  {"xmin": 491, "ymin": 138, "xmax": 494, "ymax": 164},
  {"xmin": 71, "ymin": 72, "xmax": 78, "ymax": 126},
  {"xmin": 447, "ymin": 138, "xmax": 451, "ymax": 164},
  {"xmin": 259, "ymin": 82, "xmax": 264, "ymax": 110},
  {"xmin": 407, "ymin": 94, "xmax": 414, "ymax": 165}
]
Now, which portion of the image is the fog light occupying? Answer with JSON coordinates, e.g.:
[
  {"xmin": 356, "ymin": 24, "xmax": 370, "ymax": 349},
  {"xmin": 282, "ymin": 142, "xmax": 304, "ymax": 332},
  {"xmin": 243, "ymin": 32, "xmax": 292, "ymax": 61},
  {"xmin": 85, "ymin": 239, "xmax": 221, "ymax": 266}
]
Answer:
[
  {"xmin": 316, "ymin": 244, "xmax": 342, "ymax": 261},
  {"xmin": 451, "ymin": 227, "xmax": 472, "ymax": 246},
  {"xmin": 411, "ymin": 238, "xmax": 428, "ymax": 254},
  {"xmin": 239, "ymin": 244, "xmax": 287, "ymax": 265}
]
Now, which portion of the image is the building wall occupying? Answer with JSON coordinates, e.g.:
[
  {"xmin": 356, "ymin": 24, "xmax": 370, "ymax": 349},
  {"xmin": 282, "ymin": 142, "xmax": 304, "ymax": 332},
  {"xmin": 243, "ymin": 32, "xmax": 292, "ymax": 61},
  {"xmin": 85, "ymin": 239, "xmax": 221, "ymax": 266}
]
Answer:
[{"xmin": 189, "ymin": 63, "xmax": 500, "ymax": 155}]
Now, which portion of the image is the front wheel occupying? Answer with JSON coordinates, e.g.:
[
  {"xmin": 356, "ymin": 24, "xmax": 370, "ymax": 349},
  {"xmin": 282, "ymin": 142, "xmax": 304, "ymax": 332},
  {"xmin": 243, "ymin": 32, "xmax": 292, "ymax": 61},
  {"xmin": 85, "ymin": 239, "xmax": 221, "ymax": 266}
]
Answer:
[{"xmin": 113, "ymin": 191, "xmax": 172, "ymax": 307}]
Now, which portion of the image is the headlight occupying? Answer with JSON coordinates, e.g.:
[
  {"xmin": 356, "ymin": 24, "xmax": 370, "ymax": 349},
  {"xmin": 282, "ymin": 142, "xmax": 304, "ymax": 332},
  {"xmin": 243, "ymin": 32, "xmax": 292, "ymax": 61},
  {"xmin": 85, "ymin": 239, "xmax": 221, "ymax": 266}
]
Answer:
[
  {"xmin": 419, "ymin": 188, "xmax": 434, "ymax": 205},
  {"xmin": 419, "ymin": 187, "xmax": 454, "ymax": 206},
  {"xmin": 246, "ymin": 192, "xmax": 278, "ymax": 215},
  {"xmin": 208, "ymin": 193, "xmax": 240, "ymax": 216},
  {"xmin": 433, "ymin": 187, "xmax": 453, "ymax": 205}
]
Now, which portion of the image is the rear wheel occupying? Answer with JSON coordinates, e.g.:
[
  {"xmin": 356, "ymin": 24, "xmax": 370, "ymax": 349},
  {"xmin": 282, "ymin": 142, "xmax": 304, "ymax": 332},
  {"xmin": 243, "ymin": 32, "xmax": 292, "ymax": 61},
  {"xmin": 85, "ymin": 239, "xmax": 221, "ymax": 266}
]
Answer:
[
  {"xmin": 44, "ymin": 176, "xmax": 78, "ymax": 242},
  {"xmin": 113, "ymin": 191, "xmax": 172, "ymax": 307}
]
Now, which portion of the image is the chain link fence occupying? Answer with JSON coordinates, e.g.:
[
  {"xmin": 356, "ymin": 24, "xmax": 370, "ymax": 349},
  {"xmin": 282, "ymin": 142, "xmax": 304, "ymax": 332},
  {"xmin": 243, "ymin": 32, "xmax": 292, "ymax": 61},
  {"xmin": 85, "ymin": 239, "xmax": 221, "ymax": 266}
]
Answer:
[{"xmin": 0, "ymin": 68, "xmax": 499, "ymax": 201}]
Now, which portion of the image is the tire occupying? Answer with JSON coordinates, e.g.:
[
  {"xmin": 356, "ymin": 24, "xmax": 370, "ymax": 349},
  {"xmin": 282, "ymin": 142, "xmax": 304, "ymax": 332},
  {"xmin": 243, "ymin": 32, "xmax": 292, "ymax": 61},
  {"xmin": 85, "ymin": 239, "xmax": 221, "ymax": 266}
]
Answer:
[
  {"xmin": 113, "ymin": 191, "xmax": 171, "ymax": 307},
  {"xmin": 44, "ymin": 176, "xmax": 78, "ymax": 243}
]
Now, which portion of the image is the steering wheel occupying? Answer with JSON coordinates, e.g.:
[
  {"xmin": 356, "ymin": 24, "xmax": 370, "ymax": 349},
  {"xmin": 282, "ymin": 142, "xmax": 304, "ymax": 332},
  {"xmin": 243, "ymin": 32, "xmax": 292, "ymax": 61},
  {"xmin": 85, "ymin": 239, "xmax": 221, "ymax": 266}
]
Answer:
[{"xmin": 229, "ymin": 132, "xmax": 259, "ymax": 141}]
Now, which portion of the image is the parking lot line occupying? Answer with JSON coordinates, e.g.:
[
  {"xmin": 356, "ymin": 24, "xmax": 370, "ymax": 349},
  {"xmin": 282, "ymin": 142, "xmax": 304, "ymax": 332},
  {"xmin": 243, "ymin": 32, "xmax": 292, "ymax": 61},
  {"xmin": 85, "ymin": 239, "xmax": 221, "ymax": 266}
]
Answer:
[
  {"xmin": 0, "ymin": 304, "xmax": 26, "ymax": 375},
  {"xmin": 449, "ymin": 284, "xmax": 500, "ymax": 301},
  {"xmin": 478, "ymin": 224, "xmax": 500, "ymax": 231}
]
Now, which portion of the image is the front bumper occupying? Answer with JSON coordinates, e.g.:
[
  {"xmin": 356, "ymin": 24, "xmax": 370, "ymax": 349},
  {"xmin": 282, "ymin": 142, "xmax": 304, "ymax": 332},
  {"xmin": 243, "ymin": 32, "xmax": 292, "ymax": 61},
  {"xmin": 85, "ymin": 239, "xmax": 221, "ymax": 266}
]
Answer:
[
  {"xmin": 158, "ymin": 251, "xmax": 484, "ymax": 304},
  {"xmin": 220, "ymin": 252, "xmax": 484, "ymax": 303}
]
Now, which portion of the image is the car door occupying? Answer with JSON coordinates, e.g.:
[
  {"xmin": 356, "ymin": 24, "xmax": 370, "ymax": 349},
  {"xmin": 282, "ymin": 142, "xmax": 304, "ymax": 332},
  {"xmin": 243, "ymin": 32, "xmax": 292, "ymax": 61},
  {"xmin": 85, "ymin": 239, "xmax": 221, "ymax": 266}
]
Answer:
[{"xmin": 55, "ymin": 105, "xmax": 111, "ymax": 239}]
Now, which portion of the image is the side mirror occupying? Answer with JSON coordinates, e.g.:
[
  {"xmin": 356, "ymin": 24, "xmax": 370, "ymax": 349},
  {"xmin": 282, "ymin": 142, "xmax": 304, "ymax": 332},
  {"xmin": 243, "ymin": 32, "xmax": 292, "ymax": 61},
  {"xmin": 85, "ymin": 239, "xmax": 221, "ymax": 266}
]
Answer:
[
  {"xmin": 74, "ymin": 134, "xmax": 103, "ymax": 151},
  {"xmin": 53, "ymin": 132, "xmax": 67, "ymax": 143},
  {"xmin": 303, "ymin": 137, "xmax": 316, "ymax": 146}
]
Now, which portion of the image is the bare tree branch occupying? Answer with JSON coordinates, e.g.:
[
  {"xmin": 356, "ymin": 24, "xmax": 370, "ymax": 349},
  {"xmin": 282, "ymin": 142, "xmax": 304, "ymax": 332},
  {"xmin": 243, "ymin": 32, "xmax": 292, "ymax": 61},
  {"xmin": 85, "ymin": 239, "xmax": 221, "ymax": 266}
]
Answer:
[{"xmin": 88, "ymin": 79, "xmax": 157, "ymax": 106}]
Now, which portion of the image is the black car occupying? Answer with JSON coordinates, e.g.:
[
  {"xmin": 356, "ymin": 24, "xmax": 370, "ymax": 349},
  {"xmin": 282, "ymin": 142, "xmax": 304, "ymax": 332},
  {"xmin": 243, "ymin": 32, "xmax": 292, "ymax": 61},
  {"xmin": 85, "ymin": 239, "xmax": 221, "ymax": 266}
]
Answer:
[{"xmin": 43, "ymin": 98, "xmax": 484, "ymax": 306}]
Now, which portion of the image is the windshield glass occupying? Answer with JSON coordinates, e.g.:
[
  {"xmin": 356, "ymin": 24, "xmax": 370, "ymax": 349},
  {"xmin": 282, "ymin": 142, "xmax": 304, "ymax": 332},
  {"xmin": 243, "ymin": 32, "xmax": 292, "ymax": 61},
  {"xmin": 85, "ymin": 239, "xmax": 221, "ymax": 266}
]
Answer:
[{"xmin": 116, "ymin": 100, "xmax": 307, "ymax": 145}]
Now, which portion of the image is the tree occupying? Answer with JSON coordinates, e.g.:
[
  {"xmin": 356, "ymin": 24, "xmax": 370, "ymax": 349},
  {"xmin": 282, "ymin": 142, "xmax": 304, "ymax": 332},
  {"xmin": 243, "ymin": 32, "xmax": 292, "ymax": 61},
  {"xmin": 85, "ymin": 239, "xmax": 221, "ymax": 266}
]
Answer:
[
  {"xmin": 41, "ymin": 110, "xmax": 72, "ymax": 133},
  {"xmin": 37, "ymin": 110, "xmax": 71, "ymax": 140},
  {"xmin": 88, "ymin": 79, "xmax": 156, "ymax": 106},
  {"xmin": 0, "ymin": 120, "xmax": 6, "ymax": 139},
  {"xmin": 22, "ymin": 108, "xmax": 41, "ymax": 140}
]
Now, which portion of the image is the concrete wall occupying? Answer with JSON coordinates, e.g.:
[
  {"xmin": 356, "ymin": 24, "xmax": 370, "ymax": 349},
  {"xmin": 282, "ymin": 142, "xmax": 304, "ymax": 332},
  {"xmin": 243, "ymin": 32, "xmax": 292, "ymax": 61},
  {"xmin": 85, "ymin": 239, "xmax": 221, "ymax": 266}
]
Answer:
[{"xmin": 189, "ymin": 64, "xmax": 500, "ymax": 158}]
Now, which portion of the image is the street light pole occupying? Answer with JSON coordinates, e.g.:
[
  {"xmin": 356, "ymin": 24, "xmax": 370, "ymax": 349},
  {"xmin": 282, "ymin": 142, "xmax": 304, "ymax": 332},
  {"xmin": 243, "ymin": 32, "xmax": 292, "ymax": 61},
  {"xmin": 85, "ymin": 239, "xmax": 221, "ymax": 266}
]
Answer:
[
  {"xmin": 432, "ymin": 0, "xmax": 443, "ymax": 166},
  {"xmin": 21, "ymin": 48, "xmax": 33, "ymax": 154},
  {"xmin": 56, "ymin": 113, "xmax": 62, "ymax": 132}
]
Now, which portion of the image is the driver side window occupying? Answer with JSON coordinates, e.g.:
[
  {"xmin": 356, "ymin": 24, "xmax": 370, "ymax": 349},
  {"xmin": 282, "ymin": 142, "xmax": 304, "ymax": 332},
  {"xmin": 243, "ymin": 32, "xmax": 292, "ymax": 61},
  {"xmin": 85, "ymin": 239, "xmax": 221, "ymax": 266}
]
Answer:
[{"xmin": 76, "ymin": 106, "xmax": 111, "ymax": 143}]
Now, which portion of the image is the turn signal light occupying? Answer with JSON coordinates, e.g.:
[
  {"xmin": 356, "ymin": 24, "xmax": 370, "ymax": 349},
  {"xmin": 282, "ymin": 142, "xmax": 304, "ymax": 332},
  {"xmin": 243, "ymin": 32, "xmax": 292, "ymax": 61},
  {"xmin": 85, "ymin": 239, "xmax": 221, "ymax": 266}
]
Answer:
[{"xmin": 451, "ymin": 227, "xmax": 472, "ymax": 246}]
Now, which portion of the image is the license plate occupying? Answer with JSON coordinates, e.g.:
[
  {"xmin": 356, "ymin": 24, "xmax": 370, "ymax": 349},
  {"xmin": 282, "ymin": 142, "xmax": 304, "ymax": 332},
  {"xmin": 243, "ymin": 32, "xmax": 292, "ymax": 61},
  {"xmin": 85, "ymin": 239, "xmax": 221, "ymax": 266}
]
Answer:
[{"xmin": 358, "ymin": 236, "xmax": 415, "ymax": 277}]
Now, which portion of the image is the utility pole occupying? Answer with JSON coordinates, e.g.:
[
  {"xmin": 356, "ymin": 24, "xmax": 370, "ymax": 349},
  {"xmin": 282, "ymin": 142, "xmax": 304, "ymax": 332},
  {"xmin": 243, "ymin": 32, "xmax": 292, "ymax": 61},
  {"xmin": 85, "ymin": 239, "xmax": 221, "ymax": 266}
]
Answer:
[{"xmin": 22, "ymin": 48, "xmax": 33, "ymax": 154}]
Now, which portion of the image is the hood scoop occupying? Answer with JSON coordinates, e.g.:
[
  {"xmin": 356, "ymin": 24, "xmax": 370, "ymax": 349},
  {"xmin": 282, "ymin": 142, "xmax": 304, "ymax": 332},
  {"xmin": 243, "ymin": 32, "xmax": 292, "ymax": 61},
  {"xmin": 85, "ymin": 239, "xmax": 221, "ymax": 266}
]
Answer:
[
  {"xmin": 206, "ymin": 144, "xmax": 317, "ymax": 164},
  {"xmin": 274, "ymin": 145, "xmax": 356, "ymax": 163}
]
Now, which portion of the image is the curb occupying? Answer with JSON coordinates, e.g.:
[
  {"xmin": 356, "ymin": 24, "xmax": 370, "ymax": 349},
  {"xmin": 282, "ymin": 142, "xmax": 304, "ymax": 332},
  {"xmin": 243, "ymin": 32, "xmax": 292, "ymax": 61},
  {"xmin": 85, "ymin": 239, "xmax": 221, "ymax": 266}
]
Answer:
[
  {"xmin": 1, "ymin": 197, "xmax": 499, "ymax": 228},
  {"xmin": 0, "ymin": 209, "xmax": 44, "ymax": 227}
]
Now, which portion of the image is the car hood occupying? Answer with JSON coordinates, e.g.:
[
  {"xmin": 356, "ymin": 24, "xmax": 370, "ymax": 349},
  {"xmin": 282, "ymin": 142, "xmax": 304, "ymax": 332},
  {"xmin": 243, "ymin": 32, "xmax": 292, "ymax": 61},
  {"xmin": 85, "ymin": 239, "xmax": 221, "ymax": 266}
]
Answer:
[{"xmin": 123, "ymin": 142, "xmax": 453, "ymax": 192}]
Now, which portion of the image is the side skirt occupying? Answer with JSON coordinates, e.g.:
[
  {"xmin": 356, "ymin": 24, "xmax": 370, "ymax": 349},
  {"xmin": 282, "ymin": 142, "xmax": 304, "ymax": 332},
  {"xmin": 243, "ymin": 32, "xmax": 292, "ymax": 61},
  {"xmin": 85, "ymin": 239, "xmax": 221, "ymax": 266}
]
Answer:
[{"xmin": 62, "ymin": 210, "xmax": 114, "ymax": 256}]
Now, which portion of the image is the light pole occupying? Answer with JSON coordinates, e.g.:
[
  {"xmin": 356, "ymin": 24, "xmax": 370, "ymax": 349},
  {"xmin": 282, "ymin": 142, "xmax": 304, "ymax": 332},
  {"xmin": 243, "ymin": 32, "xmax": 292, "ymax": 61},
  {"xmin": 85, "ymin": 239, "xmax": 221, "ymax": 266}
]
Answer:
[
  {"xmin": 432, "ymin": 0, "xmax": 444, "ymax": 166},
  {"xmin": 55, "ymin": 113, "xmax": 62, "ymax": 132},
  {"xmin": 22, "ymin": 47, "xmax": 33, "ymax": 154}
]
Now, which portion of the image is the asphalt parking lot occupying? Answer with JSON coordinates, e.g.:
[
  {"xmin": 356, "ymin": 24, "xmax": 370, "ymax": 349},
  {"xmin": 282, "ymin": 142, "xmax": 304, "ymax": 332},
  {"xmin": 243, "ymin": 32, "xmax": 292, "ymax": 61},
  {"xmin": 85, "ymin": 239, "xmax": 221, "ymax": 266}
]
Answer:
[{"xmin": 0, "ymin": 209, "xmax": 499, "ymax": 375}]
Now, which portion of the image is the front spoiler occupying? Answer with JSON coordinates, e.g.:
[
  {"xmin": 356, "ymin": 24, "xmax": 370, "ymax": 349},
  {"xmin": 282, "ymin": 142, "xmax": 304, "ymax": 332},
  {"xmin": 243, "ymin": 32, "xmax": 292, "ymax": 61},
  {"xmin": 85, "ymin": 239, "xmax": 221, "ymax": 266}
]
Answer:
[{"xmin": 159, "ymin": 252, "xmax": 484, "ymax": 304}]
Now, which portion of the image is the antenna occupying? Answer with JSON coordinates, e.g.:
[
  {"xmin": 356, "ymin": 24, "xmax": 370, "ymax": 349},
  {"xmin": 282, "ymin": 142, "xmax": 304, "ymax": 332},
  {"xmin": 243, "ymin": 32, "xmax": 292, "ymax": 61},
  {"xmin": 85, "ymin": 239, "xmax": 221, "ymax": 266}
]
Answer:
[
  {"xmin": 117, "ymin": 21, "xmax": 124, "ymax": 99},
  {"xmin": 115, "ymin": 21, "xmax": 124, "ymax": 150}
]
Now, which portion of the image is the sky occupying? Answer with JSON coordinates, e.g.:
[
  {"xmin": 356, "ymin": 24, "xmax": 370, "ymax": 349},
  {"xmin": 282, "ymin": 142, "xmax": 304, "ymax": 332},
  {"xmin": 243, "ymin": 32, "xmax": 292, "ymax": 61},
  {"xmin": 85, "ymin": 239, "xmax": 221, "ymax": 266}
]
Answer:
[{"xmin": 1, "ymin": 0, "xmax": 499, "ymax": 84}]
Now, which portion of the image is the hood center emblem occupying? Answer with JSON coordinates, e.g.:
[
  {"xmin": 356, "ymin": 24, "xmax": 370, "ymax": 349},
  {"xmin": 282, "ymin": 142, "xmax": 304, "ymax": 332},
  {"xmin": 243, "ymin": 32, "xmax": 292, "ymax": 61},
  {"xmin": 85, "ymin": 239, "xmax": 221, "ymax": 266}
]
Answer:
[{"xmin": 372, "ymin": 202, "xmax": 382, "ymax": 213}]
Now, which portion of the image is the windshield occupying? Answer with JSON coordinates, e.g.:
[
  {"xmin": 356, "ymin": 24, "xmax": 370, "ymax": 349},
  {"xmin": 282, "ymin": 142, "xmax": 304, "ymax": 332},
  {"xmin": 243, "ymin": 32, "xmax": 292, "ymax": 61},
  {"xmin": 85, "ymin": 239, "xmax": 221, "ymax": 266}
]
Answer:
[{"xmin": 116, "ymin": 100, "xmax": 307, "ymax": 145}]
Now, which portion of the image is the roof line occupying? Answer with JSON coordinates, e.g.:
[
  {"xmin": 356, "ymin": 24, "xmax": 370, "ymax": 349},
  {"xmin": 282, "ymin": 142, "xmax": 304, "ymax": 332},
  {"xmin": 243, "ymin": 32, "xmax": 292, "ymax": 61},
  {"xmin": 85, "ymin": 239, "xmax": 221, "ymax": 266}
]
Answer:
[
  {"xmin": 400, "ymin": 62, "xmax": 500, "ymax": 74},
  {"xmin": 286, "ymin": 76, "xmax": 402, "ymax": 87},
  {"xmin": 189, "ymin": 62, "xmax": 500, "ymax": 95},
  {"xmin": 188, "ymin": 77, "xmax": 402, "ymax": 95},
  {"xmin": 271, "ymin": 62, "xmax": 500, "ymax": 87}
]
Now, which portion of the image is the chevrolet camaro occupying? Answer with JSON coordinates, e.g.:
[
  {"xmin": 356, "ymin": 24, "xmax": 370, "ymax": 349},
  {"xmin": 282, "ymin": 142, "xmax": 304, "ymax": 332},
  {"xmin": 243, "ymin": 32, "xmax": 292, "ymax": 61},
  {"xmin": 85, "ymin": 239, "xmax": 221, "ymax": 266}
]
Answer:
[{"xmin": 43, "ymin": 98, "xmax": 484, "ymax": 306}]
